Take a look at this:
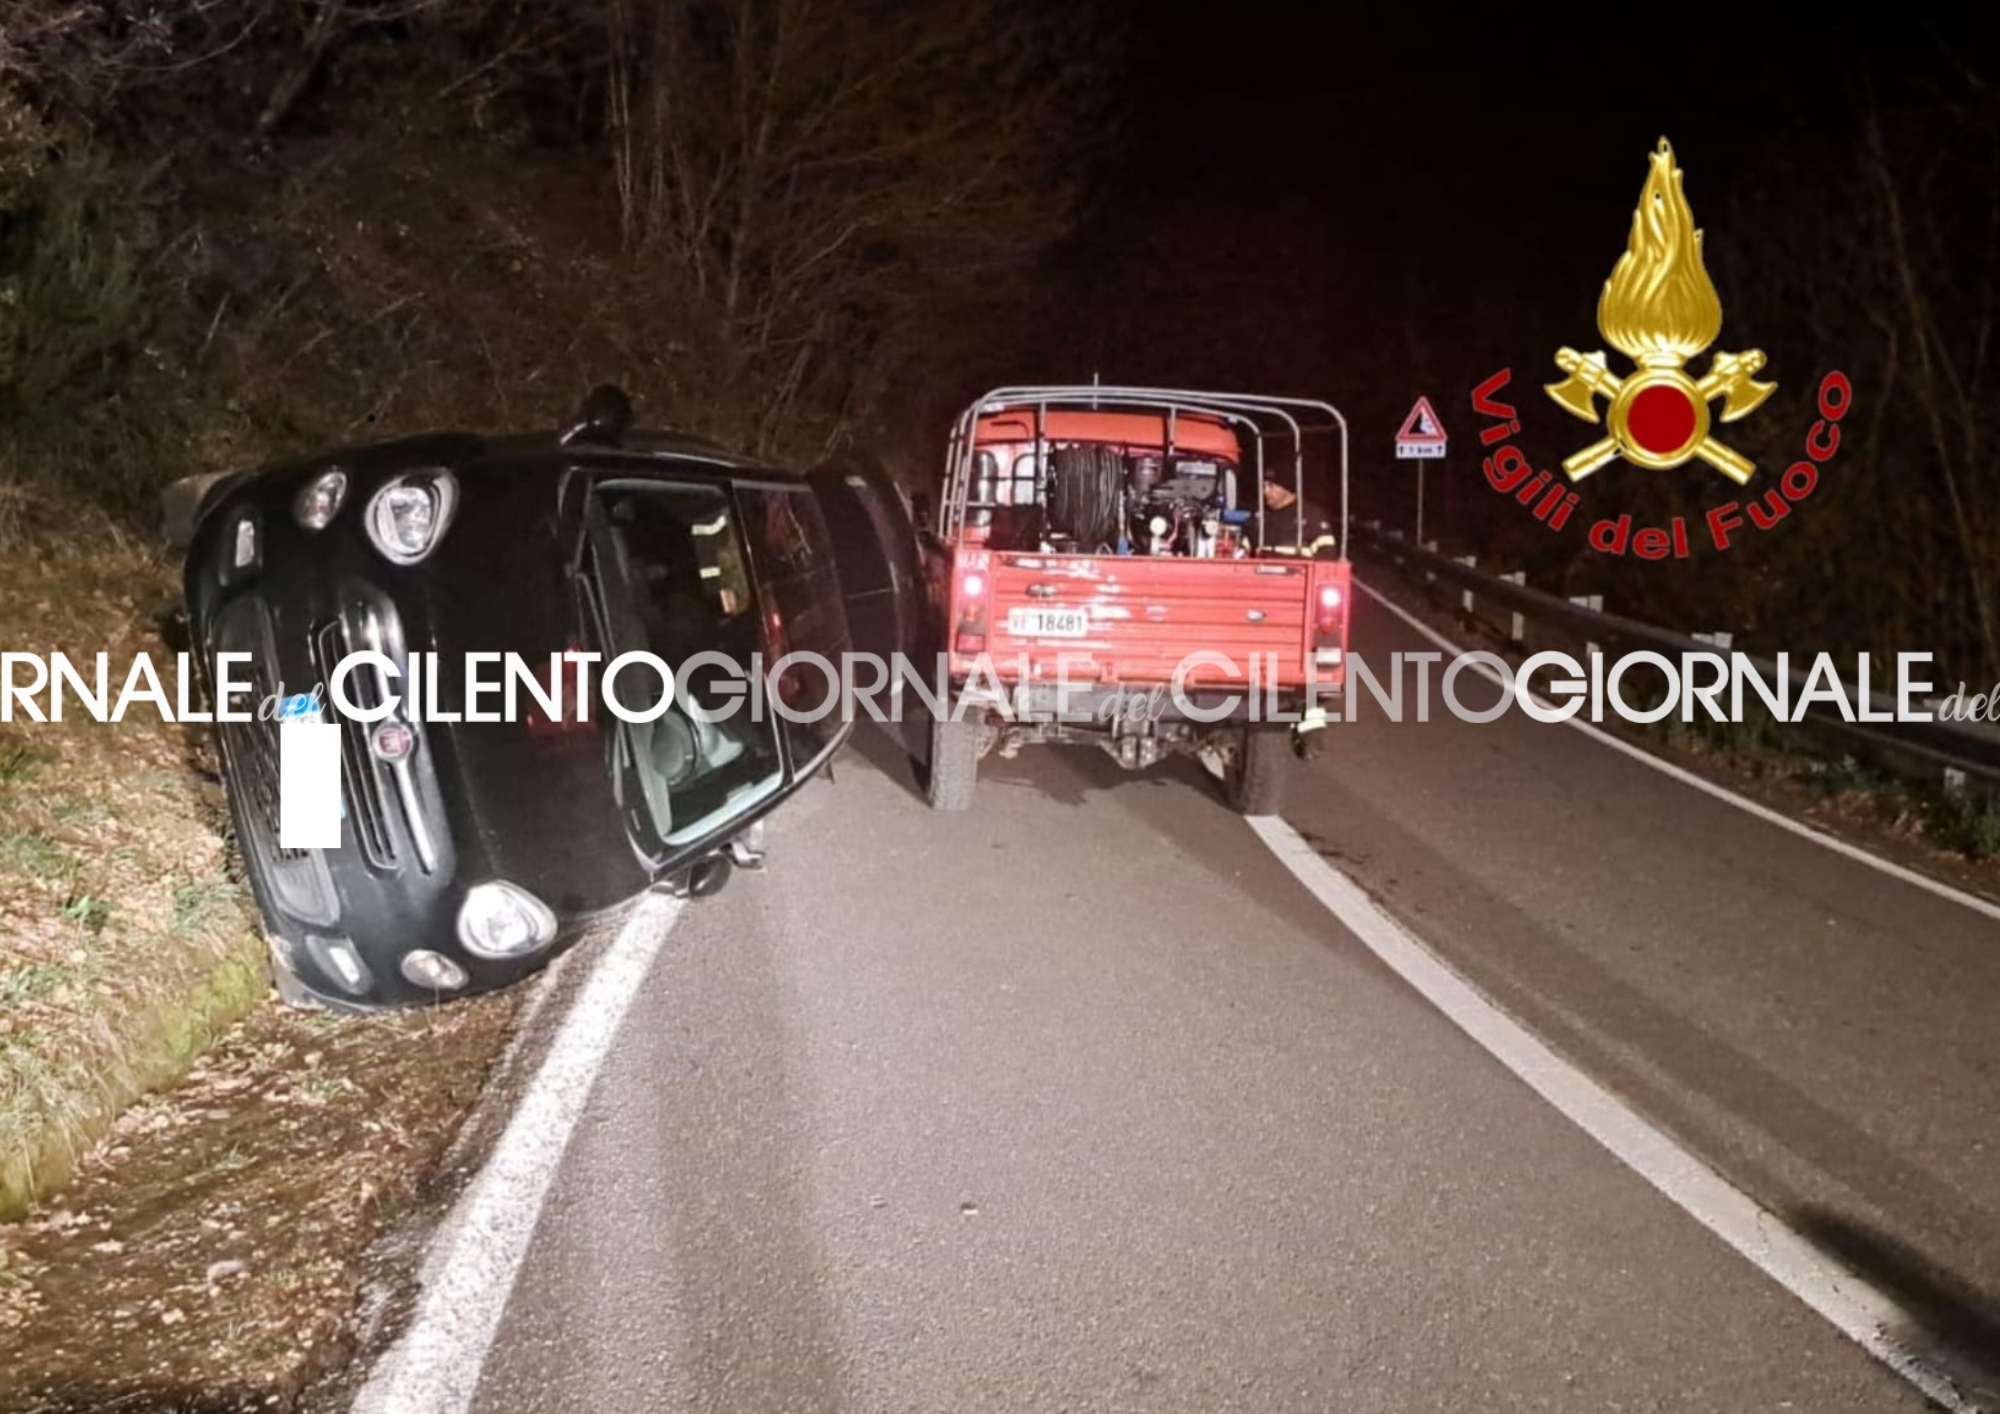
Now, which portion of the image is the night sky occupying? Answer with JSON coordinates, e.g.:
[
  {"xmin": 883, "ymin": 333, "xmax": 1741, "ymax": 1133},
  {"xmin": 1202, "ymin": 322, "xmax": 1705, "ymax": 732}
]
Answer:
[{"xmin": 1038, "ymin": 6, "xmax": 1987, "ymax": 522}]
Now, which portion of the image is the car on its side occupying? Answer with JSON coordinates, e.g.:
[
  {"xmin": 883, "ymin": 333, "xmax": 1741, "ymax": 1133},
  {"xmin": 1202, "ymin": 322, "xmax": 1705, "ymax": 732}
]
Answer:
[{"xmin": 167, "ymin": 389, "xmax": 852, "ymax": 1009}]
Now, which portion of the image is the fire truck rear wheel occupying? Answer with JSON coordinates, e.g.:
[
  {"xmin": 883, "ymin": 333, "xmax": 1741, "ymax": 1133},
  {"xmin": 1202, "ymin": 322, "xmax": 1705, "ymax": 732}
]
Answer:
[
  {"xmin": 926, "ymin": 710, "xmax": 982, "ymax": 811},
  {"xmin": 1224, "ymin": 725, "xmax": 1289, "ymax": 816}
]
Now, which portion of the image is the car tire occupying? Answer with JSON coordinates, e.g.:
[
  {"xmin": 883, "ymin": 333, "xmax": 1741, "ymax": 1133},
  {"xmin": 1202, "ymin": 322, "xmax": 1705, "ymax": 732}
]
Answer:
[
  {"xmin": 1048, "ymin": 444, "xmax": 1122, "ymax": 549},
  {"xmin": 1224, "ymin": 726, "xmax": 1288, "ymax": 816},
  {"xmin": 926, "ymin": 710, "xmax": 981, "ymax": 811}
]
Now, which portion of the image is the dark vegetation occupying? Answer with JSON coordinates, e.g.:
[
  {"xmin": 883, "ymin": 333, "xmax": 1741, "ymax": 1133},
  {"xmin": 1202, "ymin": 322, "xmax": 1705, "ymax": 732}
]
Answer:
[
  {"xmin": 4, "ymin": 9, "xmax": 1990, "ymax": 690},
  {"xmin": 0, "ymin": 0, "xmax": 1117, "ymax": 538}
]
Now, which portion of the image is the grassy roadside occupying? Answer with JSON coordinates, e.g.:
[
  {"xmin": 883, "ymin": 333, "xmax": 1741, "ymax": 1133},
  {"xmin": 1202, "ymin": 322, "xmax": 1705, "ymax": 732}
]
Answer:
[{"xmin": 0, "ymin": 529, "xmax": 266, "ymax": 1219}]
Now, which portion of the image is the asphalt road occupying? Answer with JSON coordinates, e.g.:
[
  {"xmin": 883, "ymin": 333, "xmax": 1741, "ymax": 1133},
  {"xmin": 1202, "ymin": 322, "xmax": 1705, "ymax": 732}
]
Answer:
[{"xmin": 461, "ymin": 588, "xmax": 2000, "ymax": 1413}]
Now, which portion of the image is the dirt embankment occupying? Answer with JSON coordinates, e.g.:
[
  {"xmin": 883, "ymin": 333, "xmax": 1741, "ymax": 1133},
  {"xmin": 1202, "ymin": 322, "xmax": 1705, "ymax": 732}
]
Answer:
[{"xmin": 0, "ymin": 984, "xmax": 519, "ymax": 1411}]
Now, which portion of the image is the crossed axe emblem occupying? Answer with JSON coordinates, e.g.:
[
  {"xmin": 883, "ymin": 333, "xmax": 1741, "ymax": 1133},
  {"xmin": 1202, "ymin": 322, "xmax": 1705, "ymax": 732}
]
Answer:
[{"xmin": 1546, "ymin": 348, "xmax": 1775, "ymax": 484}]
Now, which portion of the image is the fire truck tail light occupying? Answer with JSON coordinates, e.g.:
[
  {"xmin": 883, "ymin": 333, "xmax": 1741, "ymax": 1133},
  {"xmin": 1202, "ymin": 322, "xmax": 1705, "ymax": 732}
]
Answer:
[
  {"xmin": 1314, "ymin": 580, "xmax": 1347, "ymax": 646},
  {"xmin": 953, "ymin": 564, "xmax": 988, "ymax": 656}
]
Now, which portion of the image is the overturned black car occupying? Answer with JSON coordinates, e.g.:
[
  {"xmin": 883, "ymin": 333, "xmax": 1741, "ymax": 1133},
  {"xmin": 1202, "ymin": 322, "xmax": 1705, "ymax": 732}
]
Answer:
[{"xmin": 169, "ymin": 390, "xmax": 853, "ymax": 1009}]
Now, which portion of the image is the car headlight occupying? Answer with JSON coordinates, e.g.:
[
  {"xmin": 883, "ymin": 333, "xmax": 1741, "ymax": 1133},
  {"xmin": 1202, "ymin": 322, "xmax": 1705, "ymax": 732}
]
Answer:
[
  {"xmin": 365, "ymin": 470, "xmax": 458, "ymax": 564},
  {"xmin": 293, "ymin": 468, "xmax": 348, "ymax": 530},
  {"xmin": 456, "ymin": 881, "xmax": 557, "ymax": 958}
]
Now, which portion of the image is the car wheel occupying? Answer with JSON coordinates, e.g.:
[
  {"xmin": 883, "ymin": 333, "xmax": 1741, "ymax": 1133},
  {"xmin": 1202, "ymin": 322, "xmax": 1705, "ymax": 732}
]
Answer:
[
  {"xmin": 926, "ymin": 710, "xmax": 981, "ymax": 810},
  {"xmin": 1223, "ymin": 726, "xmax": 1288, "ymax": 816}
]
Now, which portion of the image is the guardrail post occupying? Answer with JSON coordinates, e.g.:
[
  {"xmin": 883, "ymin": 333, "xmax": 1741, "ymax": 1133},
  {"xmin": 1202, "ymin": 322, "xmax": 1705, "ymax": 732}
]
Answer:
[
  {"xmin": 1502, "ymin": 571, "xmax": 1526, "ymax": 642},
  {"xmin": 1457, "ymin": 555, "xmax": 1476, "ymax": 614},
  {"xmin": 1569, "ymin": 594, "xmax": 1602, "ymax": 658},
  {"xmin": 1945, "ymin": 766, "xmax": 1967, "ymax": 797}
]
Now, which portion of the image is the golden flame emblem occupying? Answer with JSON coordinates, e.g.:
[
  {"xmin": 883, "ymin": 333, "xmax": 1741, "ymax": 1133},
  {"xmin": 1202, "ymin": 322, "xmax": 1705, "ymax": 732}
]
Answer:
[{"xmin": 1546, "ymin": 139, "xmax": 1774, "ymax": 482}]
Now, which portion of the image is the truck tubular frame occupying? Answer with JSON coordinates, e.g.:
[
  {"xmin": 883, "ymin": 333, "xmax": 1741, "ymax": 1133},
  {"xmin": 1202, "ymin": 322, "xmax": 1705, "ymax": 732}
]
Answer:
[{"xmin": 941, "ymin": 385, "xmax": 1349, "ymax": 555}]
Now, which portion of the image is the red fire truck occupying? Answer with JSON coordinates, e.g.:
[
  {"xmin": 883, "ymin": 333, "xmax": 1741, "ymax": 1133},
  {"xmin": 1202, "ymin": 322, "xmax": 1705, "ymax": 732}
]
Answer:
[{"xmin": 922, "ymin": 386, "xmax": 1350, "ymax": 813}]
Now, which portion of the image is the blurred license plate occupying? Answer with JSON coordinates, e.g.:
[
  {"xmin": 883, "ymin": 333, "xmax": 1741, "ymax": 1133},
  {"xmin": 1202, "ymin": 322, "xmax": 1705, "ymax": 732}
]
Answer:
[{"xmin": 1008, "ymin": 607, "xmax": 1088, "ymax": 637}]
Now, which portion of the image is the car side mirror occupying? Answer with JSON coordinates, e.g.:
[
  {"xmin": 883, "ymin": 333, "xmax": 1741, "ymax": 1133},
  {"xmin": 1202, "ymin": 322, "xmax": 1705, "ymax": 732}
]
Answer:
[
  {"xmin": 685, "ymin": 855, "xmax": 732, "ymax": 897},
  {"xmin": 654, "ymin": 852, "xmax": 733, "ymax": 899}
]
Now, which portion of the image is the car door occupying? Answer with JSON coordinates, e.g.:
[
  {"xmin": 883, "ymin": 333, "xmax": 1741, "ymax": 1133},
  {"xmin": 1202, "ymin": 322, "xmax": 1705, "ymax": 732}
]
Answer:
[{"xmin": 809, "ymin": 459, "xmax": 923, "ymax": 667}]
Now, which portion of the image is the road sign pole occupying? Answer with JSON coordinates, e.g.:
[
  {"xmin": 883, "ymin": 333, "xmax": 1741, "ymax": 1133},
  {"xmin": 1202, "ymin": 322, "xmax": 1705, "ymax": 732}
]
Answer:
[{"xmin": 1396, "ymin": 396, "xmax": 1447, "ymax": 547}]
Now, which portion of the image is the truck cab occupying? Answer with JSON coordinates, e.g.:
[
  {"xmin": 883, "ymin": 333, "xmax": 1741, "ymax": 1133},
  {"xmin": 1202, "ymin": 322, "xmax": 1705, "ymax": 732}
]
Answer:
[{"xmin": 923, "ymin": 386, "xmax": 1351, "ymax": 814}]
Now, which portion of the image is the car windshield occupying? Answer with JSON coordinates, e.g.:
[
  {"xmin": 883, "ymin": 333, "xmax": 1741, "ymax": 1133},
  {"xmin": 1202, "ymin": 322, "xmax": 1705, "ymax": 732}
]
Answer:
[{"xmin": 589, "ymin": 480, "xmax": 783, "ymax": 847}]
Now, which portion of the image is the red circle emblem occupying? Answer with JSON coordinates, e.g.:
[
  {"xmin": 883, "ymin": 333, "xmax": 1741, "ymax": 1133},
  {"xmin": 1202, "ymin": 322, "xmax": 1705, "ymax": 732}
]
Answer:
[
  {"xmin": 1627, "ymin": 384, "xmax": 1697, "ymax": 455},
  {"xmin": 370, "ymin": 721, "xmax": 415, "ymax": 762}
]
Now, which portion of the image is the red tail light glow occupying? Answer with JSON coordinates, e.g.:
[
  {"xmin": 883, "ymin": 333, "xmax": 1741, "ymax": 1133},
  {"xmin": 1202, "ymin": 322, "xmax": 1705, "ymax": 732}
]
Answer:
[
  {"xmin": 1313, "ymin": 579, "xmax": 1347, "ymax": 647},
  {"xmin": 954, "ymin": 566, "xmax": 988, "ymax": 655}
]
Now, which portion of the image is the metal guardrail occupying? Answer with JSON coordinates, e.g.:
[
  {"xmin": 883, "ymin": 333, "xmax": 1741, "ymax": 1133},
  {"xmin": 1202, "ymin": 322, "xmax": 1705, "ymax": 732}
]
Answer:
[{"xmin": 1350, "ymin": 521, "xmax": 2000, "ymax": 794}]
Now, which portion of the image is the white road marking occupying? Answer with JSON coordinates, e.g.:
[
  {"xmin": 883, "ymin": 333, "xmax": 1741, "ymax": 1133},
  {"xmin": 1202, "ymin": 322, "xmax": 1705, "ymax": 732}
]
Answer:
[
  {"xmin": 1242, "ymin": 812, "xmax": 1984, "ymax": 1413},
  {"xmin": 349, "ymin": 894, "xmax": 684, "ymax": 1414},
  {"xmin": 1357, "ymin": 577, "xmax": 2000, "ymax": 926}
]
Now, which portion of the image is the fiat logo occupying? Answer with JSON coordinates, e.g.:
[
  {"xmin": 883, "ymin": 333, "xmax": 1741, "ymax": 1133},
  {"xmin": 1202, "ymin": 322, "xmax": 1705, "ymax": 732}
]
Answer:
[{"xmin": 370, "ymin": 720, "xmax": 415, "ymax": 762}]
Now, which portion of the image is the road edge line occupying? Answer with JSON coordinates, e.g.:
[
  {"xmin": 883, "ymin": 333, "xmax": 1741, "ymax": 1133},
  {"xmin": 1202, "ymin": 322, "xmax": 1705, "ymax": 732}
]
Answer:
[
  {"xmin": 1242, "ymin": 811, "xmax": 1981, "ymax": 1413},
  {"xmin": 348, "ymin": 893, "xmax": 684, "ymax": 1414},
  {"xmin": 1356, "ymin": 576, "xmax": 2000, "ymax": 926}
]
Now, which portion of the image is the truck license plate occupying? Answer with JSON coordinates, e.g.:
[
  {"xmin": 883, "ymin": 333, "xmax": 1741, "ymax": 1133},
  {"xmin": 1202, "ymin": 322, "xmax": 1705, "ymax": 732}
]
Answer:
[{"xmin": 1007, "ymin": 606, "xmax": 1088, "ymax": 638}]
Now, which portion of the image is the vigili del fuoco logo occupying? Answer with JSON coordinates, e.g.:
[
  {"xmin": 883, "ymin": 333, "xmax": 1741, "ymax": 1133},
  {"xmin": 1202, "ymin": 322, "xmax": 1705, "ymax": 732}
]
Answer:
[{"xmin": 1470, "ymin": 138, "xmax": 1852, "ymax": 558}]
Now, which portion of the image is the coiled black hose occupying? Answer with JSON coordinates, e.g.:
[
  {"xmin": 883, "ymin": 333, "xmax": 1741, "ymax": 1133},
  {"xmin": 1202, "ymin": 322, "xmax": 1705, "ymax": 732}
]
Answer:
[{"xmin": 1047, "ymin": 445, "xmax": 1124, "ymax": 549}]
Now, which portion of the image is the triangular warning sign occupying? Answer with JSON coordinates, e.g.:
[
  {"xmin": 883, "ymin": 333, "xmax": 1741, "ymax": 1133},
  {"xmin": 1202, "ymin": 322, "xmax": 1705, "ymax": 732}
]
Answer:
[{"xmin": 1396, "ymin": 395, "xmax": 1446, "ymax": 444}]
